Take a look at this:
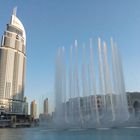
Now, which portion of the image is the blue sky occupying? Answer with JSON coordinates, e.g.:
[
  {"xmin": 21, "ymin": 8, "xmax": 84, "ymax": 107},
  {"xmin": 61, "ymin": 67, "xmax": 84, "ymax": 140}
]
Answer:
[{"xmin": 0, "ymin": 0, "xmax": 140, "ymax": 113}]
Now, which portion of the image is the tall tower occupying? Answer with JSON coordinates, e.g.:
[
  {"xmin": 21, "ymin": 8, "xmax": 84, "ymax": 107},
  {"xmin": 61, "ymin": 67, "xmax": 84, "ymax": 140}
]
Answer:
[
  {"xmin": 0, "ymin": 8, "xmax": 26, "ymax": 113},
  {"xmin": 44, "ymin": 98, "xmax": 48, "ymax": 115},
  {"xmin": 30, "ymin": 100, "xmax": 37, "ymax": 118}
]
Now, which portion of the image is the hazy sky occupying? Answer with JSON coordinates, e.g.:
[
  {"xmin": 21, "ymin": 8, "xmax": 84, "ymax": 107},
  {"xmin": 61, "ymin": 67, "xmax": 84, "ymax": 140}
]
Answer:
[{"xmin": 0, "ymin": 0, "xmax": 140, "ymax": 113}]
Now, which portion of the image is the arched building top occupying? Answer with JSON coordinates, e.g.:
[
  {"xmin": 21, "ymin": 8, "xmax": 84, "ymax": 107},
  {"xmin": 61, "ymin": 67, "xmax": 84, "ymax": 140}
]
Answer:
[{"xmin": 10, "ymin": 7, "xmax": 26, "ymax": 46}]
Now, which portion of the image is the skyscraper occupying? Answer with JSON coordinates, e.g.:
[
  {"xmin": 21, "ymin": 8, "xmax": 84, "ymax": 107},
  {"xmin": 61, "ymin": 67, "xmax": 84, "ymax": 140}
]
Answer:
[
  {"xmin": 0, "ymin": 8, "xmax": 26, "ymax": 113},
  {"xmin": 44, "ymin": 98, "xmax": 48, "ymax": 115},
  {"xmin": 30, "ymin": 100, "xmax": 37, "ymax": 118}
]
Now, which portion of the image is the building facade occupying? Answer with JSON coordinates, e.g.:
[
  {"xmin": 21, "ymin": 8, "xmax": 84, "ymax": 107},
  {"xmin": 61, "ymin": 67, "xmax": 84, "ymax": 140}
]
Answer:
[
  {"xmin": 30, "ymin": 100, "xmax": 37, "ymax": 118},
  {"xmin": 23, "ymin": 97, "xmax": 28, "ymax": 115},
  {"xmin": 0, "ymin": 8, "xmax": 26, "ymax": 114},
  {"xmin": 54, "ymin": 92, "xmax": 140, "ymax": 121},
  {"xmin": 127, "ymin": 92, "xmax": 140, "ymax": 117}
]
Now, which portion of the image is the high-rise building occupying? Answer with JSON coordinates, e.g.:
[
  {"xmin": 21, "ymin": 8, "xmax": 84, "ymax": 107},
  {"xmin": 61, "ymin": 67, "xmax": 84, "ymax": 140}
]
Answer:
[
  {"xmin": 44, "ymin": 98, "xmax": 48, "ymax": 114},
  {"xmin": 0, "ymin": 8, "xmax": 26, "ymax": 114},
  {"xmin": 30, "ymin": 100, "xmax": 37, "ymax": 118}
]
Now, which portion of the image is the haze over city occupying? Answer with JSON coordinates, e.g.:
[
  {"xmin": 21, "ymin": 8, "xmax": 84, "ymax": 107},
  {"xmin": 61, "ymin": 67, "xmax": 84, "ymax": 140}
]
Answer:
[{"xmin": 0, "ymin": 0, "xmax": 140, "ymax": 114}]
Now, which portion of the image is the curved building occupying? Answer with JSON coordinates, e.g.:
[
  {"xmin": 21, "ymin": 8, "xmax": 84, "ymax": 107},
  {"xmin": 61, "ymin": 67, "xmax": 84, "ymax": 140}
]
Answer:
[{"xmin": 0, "ymin": 8, "xmax": 26, "ymax": 114}]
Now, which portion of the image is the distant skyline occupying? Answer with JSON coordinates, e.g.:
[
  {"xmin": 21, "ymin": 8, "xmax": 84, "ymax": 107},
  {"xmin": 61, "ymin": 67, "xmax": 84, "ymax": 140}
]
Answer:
[{"xmin": 0, "ymin": 0, "xmax": 140, "ymax": 114}]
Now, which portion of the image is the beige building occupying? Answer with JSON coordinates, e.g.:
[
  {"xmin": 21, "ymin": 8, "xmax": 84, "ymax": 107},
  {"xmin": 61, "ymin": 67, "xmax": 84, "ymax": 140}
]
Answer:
[
  {"xmin": 30, "ymin": 100, "xmax": 37, "ymax": 118},
  {"xmin": 0, "ymin": 8, "xmax": 26, "ymax": 114}
]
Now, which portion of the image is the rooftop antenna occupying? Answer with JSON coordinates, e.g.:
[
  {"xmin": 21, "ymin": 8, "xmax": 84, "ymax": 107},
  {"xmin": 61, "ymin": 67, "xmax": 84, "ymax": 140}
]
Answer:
[{"xmin": 13, "ymin": 6, "xmax": 17, "ymax": 16}]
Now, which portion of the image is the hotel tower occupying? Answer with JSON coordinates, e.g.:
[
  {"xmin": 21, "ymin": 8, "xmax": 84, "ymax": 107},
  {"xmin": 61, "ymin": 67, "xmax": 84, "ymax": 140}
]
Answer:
[{"xmin": 0, "ymin": 8, "xmax": 26, "ymax": 114}]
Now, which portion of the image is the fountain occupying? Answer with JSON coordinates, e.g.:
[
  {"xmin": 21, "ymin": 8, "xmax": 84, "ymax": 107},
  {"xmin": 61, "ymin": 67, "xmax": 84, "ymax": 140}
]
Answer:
[{"xmin": 54, "ymin": 37, "xmax": 129, "ymax": 128}]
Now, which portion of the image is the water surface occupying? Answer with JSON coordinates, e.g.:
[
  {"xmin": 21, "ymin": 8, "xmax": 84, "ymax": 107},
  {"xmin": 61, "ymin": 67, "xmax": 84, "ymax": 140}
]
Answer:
[{"xmin": 0, "ymin": 127, "xmax": 140, "ymax": 140}]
